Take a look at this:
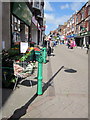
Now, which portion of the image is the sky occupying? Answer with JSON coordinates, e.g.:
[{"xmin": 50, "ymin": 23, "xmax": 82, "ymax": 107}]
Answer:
[{"xmin": 44, "ymin": 1, "xmax": 87, "ymax": 35}]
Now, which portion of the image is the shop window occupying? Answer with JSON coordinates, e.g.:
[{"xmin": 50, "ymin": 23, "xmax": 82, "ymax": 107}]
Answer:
[
  {"xmin": 76, "ymin": 26, "xmax": 78, "ymax": 33},
  {"xmin": 76, "ymin": 16, "xmax": 78, "ymax": 24},
  {"xmin": 14, "ymin": 17, "xmax": 17, "ymax": 23},
  {"xmin": 33, "ymin": 0, "xmax": 40, "ymax": 9},
  {"xmin": 72, "ymin": 18, "xmax": 74, "ymax": 24},
  {"xmin": 89, "ymin": 21, "xmax": 90, "ymax": 31},
  {"xmin": 25, "ymin": 25, "xmax": 29, "ymax": 42},
  {"xmin": 11, "ymin": 15, "xmax": 21, "ymax": 43},
  {"xmin": 81, "ymin": 11, "xmax": 84, "ymax": 20},
  {"xmin": 88, "ymin": 6, "xmax": 90, "ymax": 15}
]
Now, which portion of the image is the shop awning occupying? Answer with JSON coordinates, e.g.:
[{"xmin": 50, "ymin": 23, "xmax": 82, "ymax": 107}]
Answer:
[
  {"xmin": 67, "ymin": 34, "xmax": 77, "ymax": 38},
  {"xmin": 74, "ymin": 33, "xmax": 83, "ymax": 38},
  {"xmin": 12, "ymin": 2, "xmax": 32, "ymax": 26}
]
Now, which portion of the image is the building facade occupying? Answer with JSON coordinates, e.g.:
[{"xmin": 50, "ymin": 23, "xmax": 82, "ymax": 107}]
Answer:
[
  {"xmin": 58, "ymin": 1, "xmax": 90, "ymax": 47},
  {"xmin": 75, "ymin": 2, "xmax": 90, "ymax": 47},
  {"xmin": 2, "ymin": 0, "xmax": 45, "ymax": 50}
]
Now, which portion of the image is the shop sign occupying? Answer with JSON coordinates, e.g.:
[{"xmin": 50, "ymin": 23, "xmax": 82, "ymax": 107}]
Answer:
[
  {"xmin": 32, "ymin": 16, "xmax": 38, "ymax": 26},
  {"xmin": 12, "ymin": 2, "xmax": 32, "ymax": 26},
  {"xmin": 20, "ymin": 42, "xmax": 28, "ymax": 53}
]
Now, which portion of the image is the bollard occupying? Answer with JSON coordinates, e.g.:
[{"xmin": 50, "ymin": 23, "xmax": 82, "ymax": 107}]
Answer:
[
  {"xmin": 42, "ymin": 47, "xmax": 47, "ymax": 63},
  {"xmin": 37, "ymin": 55, "xmax": 43, "ymax": 95}
]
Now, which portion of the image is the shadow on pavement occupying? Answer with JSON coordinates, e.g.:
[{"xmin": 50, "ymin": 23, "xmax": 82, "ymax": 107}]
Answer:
[
  {"xmin": 20, "ymin": 80, "xmax": 37, "ymax": 87},
  {"xmin": 46, "ymin": 60, "xmax": 49, "ymax": 63},
  {"xmin": 2, "ymin": 89, "xmax": 13, "ymax": 108},
  {"xmin": 7, "ymin": 66, "xmax": 64, "ymax": 119},
  {"xmin": 7, "ymin": 93, "xmax": 38, "ymax": 120},
  {"xmin": 64, "ymin": 69, "xmax": 77, "ymax": 73},
  {"xmin": 48, "ymin": 54, "xmax": 55, "ymax": 57},
  {"xmin": 43, "ymin": 66, "xmax": 64, "ymax": 93}
]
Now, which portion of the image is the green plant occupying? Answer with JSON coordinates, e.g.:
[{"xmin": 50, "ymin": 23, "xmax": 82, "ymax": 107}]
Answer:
[{"xmin": 8, "ymin": 49, "xmax": 19, "ymax": 57}]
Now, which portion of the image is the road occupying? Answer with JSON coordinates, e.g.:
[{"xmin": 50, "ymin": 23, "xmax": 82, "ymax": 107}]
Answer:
[{"xmin": 2, "ymin": 44, "xmax": 88, "ymax": 119}]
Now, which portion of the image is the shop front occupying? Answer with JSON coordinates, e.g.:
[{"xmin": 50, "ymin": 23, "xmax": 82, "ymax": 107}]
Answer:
[
  {"xmin": 31, "ymin": 16, "xmax": 38, "ymax": 45},
  {"xmin": 11, "ymin": 2, "xmax": 32, "ymax": 45},
  {"xmin": 31, "ymin": 16, "xmax": 42, "ymax": 45},
  {"xmin": 66, "ymin": 34, "xmax": 77, "ymax": 39},
  {"xmin": 74, "ymin": 34, "xmax": 84, "ymax": 47},
  {"xmin": 75, "ymin": 37, "xmax": 84, "ymax": 47},
  {"xmin": 80, "ymin": 31, "xmax": 90, "ymax": 46},
  {"xmin": 37, "ymin": 23, "xmax": 42, "ymax": 45}
]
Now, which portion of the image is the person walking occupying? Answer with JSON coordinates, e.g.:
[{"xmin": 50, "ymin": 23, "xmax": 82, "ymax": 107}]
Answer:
[
  {"xmin": 69, "ymin": 39, "xmax": 75, "ymax": 49},
  {"xmin": 67, "ymin": 39, "xmax": 70, "ymax": 48},
  {"xmin": 86, "ymin": 43, "xmax": 89, "ymax": 54},
  {"xmin": 50, "ymin": 40, "xmax": 54, "ymax": 53},
  {"xmin": 47, "ymin": 45, "xmax": 51, "ymax": 56}
]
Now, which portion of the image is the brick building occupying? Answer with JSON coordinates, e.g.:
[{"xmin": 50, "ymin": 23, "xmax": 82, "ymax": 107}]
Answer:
[
  {"xmin": 75, "ymin": 1, "xmax": 90, "ymax": 47},
  {"xmin": 59, "ymin": 1, "xmax": 90, "ymax": 47},
  {"xmin": 61, "ymin": 23, "xmax": 67, "ymax": 37}
]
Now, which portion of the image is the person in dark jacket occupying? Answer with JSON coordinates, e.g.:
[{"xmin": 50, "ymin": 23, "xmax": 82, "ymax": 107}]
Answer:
[
  {"xmin": 47, "ymin": 46, "xmax": 51, "ymax": 56},
  {"xmin": 86, "ymin": 43, "xmax": 89, "ymax": 54},
  {"xmin": 67, "ymin": 39, "xmax": 70, "ymax": 48}
]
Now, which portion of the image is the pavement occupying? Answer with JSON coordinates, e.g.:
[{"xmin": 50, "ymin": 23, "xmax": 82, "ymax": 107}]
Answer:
[{"xmin": 1, "ymin": 44, "xmax": 88, "ymax": 119}]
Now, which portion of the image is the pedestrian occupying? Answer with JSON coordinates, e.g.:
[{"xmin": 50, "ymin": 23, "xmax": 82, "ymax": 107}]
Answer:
[
  {"xmin": 67, "ymin": 39, "xmax": 70, "ymax": 48},
  {"xmin": 73, "ymin": 40, "xmax": 76, "ymax": 47},
  {"xmin": 86, "ymin": 43, "xmax": 89, "ymax": 54},
  {"xmin": 50, "ymin": 40, "xmax": 54, "ymax": 53},
  {"xmin": 47, "ymin": 45, "xmax": 51, "ymax": 56},
  {"xmin": 69, "ymin": 39, "xmax": 73, "ymax": 49}
]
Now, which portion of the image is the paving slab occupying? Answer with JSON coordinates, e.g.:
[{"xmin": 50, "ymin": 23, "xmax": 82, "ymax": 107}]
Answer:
[{"xmin": 1, "ymin": 45, "xmax": 88, "ymax": 119}]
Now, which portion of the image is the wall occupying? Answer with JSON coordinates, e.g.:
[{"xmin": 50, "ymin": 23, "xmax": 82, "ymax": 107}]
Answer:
[
  {"xmin": 31, "ymin": 23, "xmax": 38, "ymax": 44},
  {"xmin": 20, "ymin": 23, "xmax": 25, "ymax": 42},
  {"xmin": 0, "ymin": 2, "xmax": 2, "ymax": 52},
  {"xmin": 2, "ymin": 2, "xmax": 11, "ymax": 50}
]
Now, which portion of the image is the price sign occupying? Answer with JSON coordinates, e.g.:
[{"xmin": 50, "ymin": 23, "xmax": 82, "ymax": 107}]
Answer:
[{"xmin": 20, "ymin": 42, "xmax": 28, "ymax": 53}]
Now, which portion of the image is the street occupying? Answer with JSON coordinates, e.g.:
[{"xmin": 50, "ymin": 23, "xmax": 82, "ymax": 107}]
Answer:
[{"xmin": 2, "ymin": 45, "xmax": 88, "ymax": 118}]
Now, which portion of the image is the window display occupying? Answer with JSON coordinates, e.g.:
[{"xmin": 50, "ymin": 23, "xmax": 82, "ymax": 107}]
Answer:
[{"xmin": 12, "ymin": 15, "xmax": 21, "ymax": 43}]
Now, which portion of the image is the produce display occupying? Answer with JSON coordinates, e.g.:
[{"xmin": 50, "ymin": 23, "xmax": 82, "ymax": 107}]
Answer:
[
  {"xmin": 34, "ymin": 47, "xmax": 41, "ymax": 51},
  {"xmin": 19, "ymin": 52, "xmax": 30, "ymax": 62},
  {"xmin": 2, "ymin": 45, "xmax": 40, "ymax": 88},
  {"xmin": 14, "ymin": 62, "xmax": 35, "ymax": 78}
]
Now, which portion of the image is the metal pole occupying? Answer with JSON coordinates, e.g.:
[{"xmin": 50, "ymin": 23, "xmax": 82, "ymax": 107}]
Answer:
[
  {"xmin": 42, "ymin": 47, "xmax": 47, "ymax": 64},
  {"xmin": 37, "ymin": 56, "xmax": 43, "ymax": 95}
]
